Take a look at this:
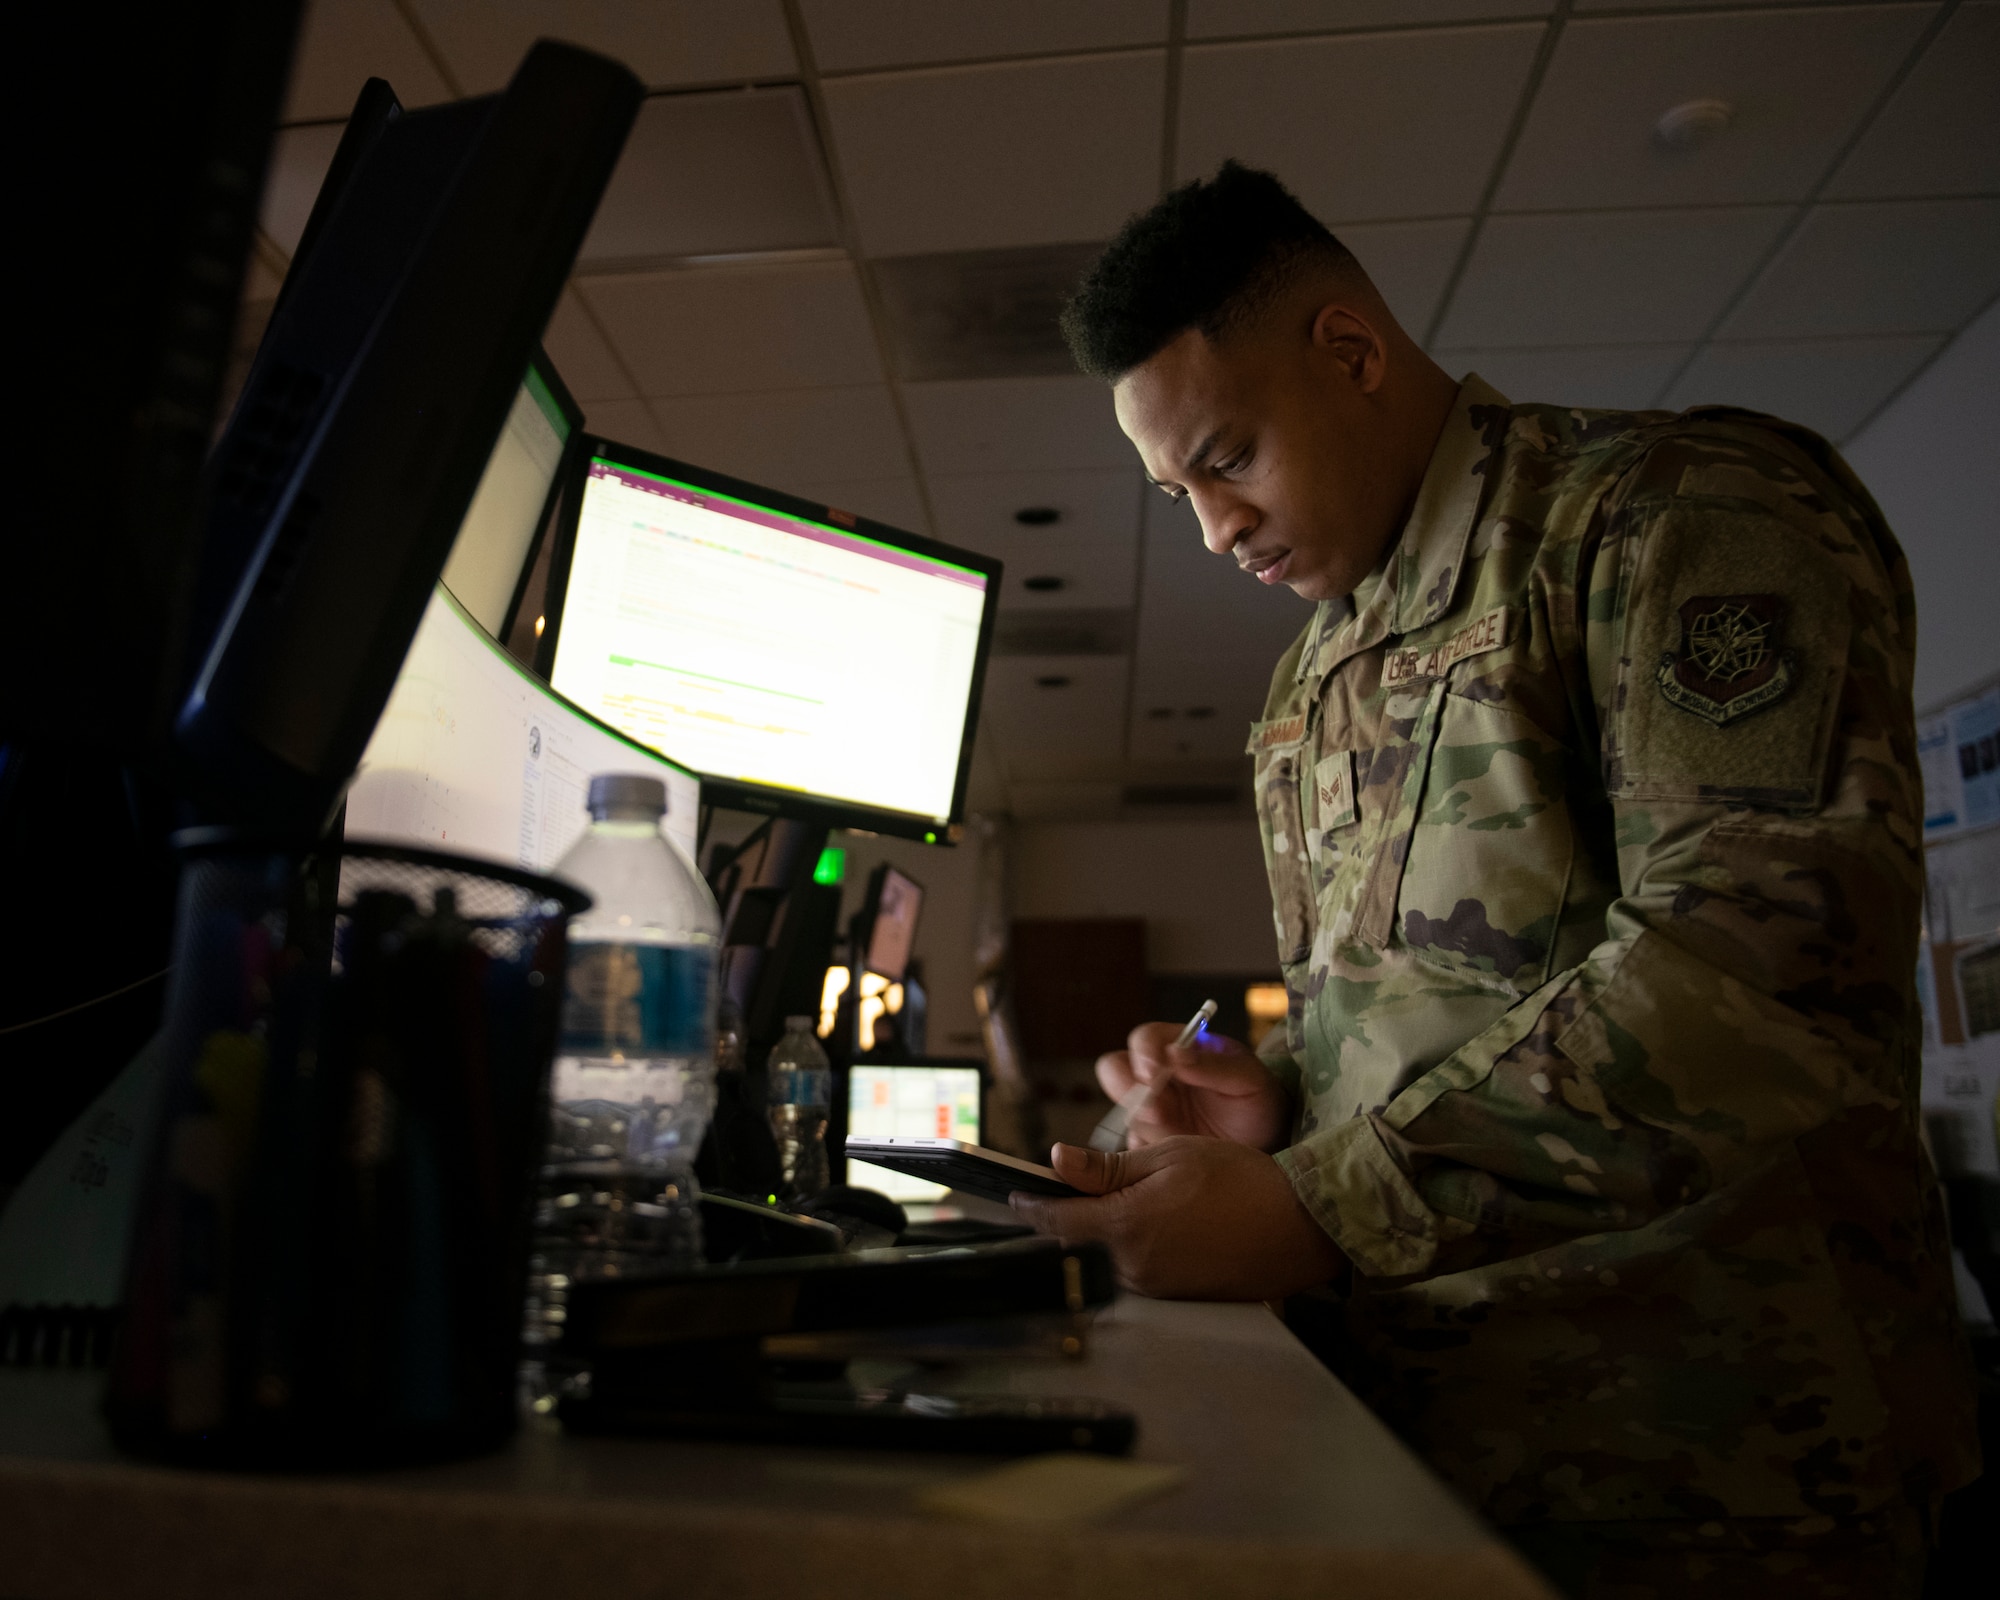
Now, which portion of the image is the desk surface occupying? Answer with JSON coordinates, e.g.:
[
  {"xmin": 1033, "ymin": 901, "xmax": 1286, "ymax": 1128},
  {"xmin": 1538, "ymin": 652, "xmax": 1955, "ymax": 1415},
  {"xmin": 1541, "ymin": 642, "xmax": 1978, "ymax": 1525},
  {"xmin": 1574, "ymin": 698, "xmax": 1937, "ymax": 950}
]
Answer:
[{"xmin": 1, "ymin": 1294, "xmax": 1552, "ymax": 1600}]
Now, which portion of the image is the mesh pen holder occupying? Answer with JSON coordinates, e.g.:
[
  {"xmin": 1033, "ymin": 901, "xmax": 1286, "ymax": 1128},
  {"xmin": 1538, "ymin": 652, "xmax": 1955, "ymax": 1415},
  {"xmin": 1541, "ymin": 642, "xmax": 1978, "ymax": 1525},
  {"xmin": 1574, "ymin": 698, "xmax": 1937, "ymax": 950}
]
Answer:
[{"xmin": 107, "ymin": 833, "xmax": 589, "ymax": 1467}]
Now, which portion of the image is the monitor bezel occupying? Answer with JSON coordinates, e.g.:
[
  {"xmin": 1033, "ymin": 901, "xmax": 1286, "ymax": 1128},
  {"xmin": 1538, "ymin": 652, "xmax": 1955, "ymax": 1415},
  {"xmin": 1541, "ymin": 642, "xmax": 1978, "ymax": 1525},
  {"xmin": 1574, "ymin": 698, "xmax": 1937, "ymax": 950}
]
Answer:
[
  {"xmin": 495, "ymin": 344, "xmax": 586, "ymax": 648},
  {"xmin": 536, "ymin": 432, "xmax": 1002, "ymax": 845}
]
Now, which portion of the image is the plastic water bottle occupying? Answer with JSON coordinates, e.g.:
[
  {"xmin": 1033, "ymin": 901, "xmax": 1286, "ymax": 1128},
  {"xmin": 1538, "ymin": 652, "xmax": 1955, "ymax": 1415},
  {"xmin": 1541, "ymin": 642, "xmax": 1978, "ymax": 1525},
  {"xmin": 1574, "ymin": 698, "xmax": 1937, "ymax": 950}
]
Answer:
[
  {"xmin": 767, "ymin": 1016, "xmax": 832, "ymax": 1204},
  {"xmin": 525, "ymin": 775, "xmax": 719, "ymax": 1363}
]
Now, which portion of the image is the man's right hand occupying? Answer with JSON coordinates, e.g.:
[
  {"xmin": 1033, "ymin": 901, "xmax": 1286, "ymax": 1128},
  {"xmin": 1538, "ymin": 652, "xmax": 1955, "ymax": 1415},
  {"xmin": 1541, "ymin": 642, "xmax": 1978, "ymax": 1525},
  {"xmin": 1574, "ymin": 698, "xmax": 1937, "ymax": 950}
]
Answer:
[{"xmin": 1096, "ymin": 1021, "xmax": 1291, "ymax": 1152}]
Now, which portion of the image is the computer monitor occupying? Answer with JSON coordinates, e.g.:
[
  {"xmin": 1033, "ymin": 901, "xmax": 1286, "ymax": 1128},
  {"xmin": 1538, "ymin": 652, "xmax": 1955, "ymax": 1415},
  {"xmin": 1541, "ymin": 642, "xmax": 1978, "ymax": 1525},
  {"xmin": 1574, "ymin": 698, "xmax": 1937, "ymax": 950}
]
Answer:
[
  {"xmin": 347, "ymin": 585, "xmax": 697, "ymax": 873},
  {"xmin": 846, "ymin": 1063, "xmax": 983, "ymax": 1202},
  {"xmin": 860, "ymin": 864, "xmax": 924, "ymax": 982},
  {"xmin": 540, "ymin": 440, "xmax": 1001, "ymax": 843},
  {"xmin": 175, "ymin": 46, "xmax": 641, "ymax": 834},
  {"xmin": 438, "ymin": 351, "xmax": 581, "ymax": 641}
]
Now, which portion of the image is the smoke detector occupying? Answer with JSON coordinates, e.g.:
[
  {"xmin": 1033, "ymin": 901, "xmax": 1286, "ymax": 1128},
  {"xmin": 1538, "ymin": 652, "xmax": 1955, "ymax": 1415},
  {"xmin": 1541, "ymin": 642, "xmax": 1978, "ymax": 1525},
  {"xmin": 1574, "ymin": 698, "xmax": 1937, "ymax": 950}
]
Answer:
[{"xmin": 1654, "ymin": 99, "xmax": 1733, "ymax": 153}]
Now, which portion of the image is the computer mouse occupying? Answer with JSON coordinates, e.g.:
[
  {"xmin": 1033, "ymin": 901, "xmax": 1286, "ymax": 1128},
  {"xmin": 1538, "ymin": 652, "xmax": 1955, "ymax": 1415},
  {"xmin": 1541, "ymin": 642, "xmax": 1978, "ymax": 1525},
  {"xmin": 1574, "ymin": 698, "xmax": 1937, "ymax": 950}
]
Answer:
[{"xmin": 801, "ymin": 1184, "xmax": 908, "ymax": 1239}]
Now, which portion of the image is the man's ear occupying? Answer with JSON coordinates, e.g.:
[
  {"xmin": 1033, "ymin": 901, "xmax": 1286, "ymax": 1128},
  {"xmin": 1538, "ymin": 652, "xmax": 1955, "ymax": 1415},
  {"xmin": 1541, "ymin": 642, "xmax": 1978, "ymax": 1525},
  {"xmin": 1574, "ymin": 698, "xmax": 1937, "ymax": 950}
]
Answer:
[{"xmin": 1310, "ymin": 302, "xmax": 1386, "ymax": 392}]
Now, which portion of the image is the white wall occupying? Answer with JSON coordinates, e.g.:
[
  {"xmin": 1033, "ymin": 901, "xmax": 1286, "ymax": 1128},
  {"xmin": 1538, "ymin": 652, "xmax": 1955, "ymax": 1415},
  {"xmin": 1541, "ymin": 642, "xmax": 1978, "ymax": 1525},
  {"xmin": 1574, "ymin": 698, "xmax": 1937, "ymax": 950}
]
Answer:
[
  {"xmin": 1012, "ymin": 817, "xmax": 1277, "ymax": 976},
  {"xmin": 1845, "ymin": 300, "xmax": 2000, "ymax": 712}
]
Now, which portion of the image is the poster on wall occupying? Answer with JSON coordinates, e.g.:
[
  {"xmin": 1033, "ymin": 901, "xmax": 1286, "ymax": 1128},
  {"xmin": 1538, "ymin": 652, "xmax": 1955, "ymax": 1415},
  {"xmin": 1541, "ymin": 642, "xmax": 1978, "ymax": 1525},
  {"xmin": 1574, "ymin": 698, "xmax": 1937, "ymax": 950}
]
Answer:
[{"xmin": 1921, "ymin": 676, "xmax": 2000, "ymax": 840}]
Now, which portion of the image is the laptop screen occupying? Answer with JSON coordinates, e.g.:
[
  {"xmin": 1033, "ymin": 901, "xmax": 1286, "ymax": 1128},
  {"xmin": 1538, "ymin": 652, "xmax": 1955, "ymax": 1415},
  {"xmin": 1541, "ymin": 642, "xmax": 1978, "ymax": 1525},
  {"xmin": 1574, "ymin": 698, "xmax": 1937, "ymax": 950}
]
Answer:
[{"xmin": 847, "ymin": 1063, "xmax": 981, "ymax": 1202}]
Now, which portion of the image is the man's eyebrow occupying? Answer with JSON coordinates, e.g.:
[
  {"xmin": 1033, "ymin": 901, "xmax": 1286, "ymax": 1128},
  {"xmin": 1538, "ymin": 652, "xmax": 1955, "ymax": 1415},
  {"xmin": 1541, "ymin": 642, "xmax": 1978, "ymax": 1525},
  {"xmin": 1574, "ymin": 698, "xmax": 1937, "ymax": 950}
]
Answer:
[
  {"xmin": 1143, "ymin": 429, "xmax": 1227, "ymax": 492},
  {"xmin": 1182, "ymin": 429, "xmax": 1225, "ymax": 474}
]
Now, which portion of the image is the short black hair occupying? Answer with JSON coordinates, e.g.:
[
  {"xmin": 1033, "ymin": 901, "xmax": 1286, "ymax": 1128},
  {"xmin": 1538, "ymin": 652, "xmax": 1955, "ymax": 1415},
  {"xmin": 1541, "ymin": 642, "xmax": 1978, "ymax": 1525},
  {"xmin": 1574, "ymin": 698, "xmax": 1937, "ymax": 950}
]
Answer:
[{"xmin": 1060, "ymin": 162, "xmax": 1362, "ymax": 382}]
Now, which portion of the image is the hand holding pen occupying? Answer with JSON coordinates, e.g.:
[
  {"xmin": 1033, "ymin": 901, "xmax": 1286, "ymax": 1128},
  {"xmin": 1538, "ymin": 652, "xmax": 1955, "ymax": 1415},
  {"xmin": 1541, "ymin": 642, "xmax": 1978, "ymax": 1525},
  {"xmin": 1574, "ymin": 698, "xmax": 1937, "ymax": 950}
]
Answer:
[{"xmin": 1085, "ymin": 1002, "xmax": 1294, "ymax": 1155}]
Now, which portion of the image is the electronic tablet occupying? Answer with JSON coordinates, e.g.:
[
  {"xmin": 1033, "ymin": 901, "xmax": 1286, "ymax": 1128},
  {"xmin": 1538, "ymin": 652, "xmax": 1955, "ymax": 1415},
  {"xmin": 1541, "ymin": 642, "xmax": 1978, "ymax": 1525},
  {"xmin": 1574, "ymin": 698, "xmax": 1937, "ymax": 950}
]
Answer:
[{"xmin": 843, "ymin": 1137, "xmax": 1081, "ymax": 1206}]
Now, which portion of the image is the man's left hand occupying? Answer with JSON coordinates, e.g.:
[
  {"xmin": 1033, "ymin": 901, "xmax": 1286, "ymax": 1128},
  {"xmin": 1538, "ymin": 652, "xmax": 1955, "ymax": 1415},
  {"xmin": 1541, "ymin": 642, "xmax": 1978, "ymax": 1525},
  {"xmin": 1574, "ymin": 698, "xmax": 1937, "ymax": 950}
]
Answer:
[{"xmin": 1009, "ymin": 1137, "xmax": 1347, "ymax": 1300}]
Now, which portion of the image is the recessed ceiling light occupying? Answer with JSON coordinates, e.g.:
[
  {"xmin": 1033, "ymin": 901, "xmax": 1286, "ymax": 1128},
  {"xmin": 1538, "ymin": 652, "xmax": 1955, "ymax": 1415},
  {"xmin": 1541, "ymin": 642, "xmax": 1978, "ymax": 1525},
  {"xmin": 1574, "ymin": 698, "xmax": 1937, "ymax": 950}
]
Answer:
[
  {"xmin": 1654, "ymin": 99, "xmax": 1733, "ymax": 153},
  {"xmin": 1035, "ymin": 674, "xmax": 1071, "ymax": 689},
  {"xmin": 1022, "ymin": 574, "xmax": 1066, "ymax": 592},
  {"xmin": 1014, "ymin": 506, "xmax": 1060, "ymax": 526}
]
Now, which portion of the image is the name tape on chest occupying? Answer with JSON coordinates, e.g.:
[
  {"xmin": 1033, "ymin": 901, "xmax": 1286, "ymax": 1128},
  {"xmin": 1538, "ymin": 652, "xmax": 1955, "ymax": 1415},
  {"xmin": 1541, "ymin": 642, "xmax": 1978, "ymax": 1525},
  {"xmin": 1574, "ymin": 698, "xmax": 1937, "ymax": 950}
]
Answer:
[
  {"xmin": 1383, "ymin": 606, "xmax": 1512, "ymax": 689},
  {"xmin": 1246, "ymin": 713, "xmax": 1308, "ymax": 755}
]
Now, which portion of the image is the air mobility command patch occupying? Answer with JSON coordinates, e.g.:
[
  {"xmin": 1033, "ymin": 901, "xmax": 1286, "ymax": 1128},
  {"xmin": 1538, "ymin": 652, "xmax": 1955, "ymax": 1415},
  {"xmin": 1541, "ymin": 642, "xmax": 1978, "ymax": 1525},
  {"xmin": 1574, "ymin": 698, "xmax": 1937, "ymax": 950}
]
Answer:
[{"xmin": 1655, "ymin": 594, "xmax": 1794, "ymax": 725}]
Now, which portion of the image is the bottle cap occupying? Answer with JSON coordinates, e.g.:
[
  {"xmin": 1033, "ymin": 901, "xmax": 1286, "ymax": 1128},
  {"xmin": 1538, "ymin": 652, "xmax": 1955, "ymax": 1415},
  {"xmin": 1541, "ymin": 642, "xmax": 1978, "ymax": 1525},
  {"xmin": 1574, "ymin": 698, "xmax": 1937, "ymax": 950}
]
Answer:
[{"xmin": 587, "ymin": 773, "xmax": 667, "ymax": 821}]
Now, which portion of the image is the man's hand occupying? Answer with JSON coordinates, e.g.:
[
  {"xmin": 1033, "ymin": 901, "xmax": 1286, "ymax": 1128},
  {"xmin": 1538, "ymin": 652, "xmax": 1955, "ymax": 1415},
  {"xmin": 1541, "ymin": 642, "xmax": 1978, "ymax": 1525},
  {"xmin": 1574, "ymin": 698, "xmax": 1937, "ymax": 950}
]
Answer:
[
  {"xmin": 1096, "ymin": 1022, "xmax": 1290, "ymax": 1151},
  {"xmin": 1010, "ymin": 1137, "xmax": 1345, "ymax": 1301}
]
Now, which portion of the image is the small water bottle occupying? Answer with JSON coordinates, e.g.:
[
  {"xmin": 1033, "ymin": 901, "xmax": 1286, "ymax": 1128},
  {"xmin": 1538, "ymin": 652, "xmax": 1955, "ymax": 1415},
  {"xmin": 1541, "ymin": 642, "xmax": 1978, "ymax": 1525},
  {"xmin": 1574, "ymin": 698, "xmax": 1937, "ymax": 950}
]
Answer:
[
  {"xmin": 767, "ymin": 1016, "xmax": 832, "ymax": 1204},
  {"xmin": 526, "ymin": 775, "xmax": 720, "ymax": 1360}
]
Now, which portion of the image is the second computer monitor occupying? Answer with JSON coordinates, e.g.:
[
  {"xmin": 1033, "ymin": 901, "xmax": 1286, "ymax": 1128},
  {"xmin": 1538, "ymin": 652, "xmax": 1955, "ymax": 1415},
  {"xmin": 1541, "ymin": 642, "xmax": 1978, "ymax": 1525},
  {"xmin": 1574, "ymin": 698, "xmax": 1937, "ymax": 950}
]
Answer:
[{"xmin": 542, "ymin": 440, "xmax": 1000, "ymax": 841}]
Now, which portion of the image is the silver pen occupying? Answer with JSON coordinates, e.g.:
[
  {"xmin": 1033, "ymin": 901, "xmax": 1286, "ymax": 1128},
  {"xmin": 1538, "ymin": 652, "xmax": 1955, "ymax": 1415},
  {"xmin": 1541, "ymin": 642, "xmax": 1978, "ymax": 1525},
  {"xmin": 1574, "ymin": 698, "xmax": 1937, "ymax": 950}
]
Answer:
[{"xmin": 1088, "ymin": 999, "xmax": 1218, "ymax": 1153}]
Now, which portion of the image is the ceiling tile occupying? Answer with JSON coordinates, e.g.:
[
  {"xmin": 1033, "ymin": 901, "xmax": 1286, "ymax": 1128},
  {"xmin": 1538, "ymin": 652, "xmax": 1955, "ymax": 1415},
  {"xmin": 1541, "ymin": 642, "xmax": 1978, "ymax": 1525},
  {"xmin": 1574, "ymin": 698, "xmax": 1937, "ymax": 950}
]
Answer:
[
  {"xmin": 1127, "ymin": 655, "xmax": 1278, "ymax": 763},
  {"xmin": 1825, "ymin": 2, "xmax": 2000, "ymax": 200},
  {"xmin": 578, "ymin": 89, "xmax": 838, "ymax": 265},
  {"xmin": 1434, "ymin": 206, "xmax": 1790, "ymax": 347},
  {"xmin": 804, "ymin": 0, "xmax": 1167, "ymax": 72},
  {"xmin": 904, "ymin": 377, "xmax": 1135, "ymax": 475},
  {"xmin": 1178, "ymin": 27, "xmax": 1542, "ymax": 223},
  {"xmin": 1189, "ymin": 1, "xmax": 1551, "ymax": 35},
  {"xmin": 1722, "ymin": 199, "xmax": 2000, "ymax": 339},
  {"xmin": 646, "ymin": 386, "xmax": 911, "ymax": 486},
  {"xmin": 1340, "ymin": 219, "xmax": 1472, "ymax": 336},
  {"xmin": 1495, "ymin": 6, "xmax": 1934, "ymax": 212},
  {"xmin": 928, "ymin": 468, "xmax": 1142, "ymax": 551},
  {"xmin": 969, "ymin": 527, "xmax": 1141, "ymax": 613},
  {"xmin": 1137, "ymin": 494, "xmax": 1315, "ymax": 664},
  {"xmin": 407, "ymin": 0, "xmax": 794, "ymax": 94},
  {"xmin": 1575, "ymin": 0, "xmax": 1869, "ymax": 9},
  {"xmin": 1663, "ymin": 334, "xmax": 1943, "ymax": 442},
  {"xmin": 259, "ymin": 122, "xmax": 346, "ymax": 258},
  {"xmin": 541, "ymin": 287, "xmax": 633, "ymax": 402},
  {"xmin": 981, "ymin": 657, "xmax": 1131, "ymax": 770},
  {"xmin": 1128, "ymin": 493, "xmax": 1314, "ymax": 764},
  {"xmin": 788, "ymin": 477, "xmax": 931, "ymax": 533},
  {"xmin": 1427, "ymin": 345, "xmax": 1690, "ymax": 410},
  {"xmin": 281, "ymin": 0, "xmax": 453, "ymax": 123},
  {"xmin": 577, "ymin": 262, "xmax": 881, "ymax": 397},
  {"xmin": 825, "ymin": 54, "xmax": 1165, "ymax": 256},
  {"xmin": 581, "ymin": 398, "xmax": 668, "ymax": 455},
  {"xmin": 873, "ymin": 243, "xmax": 1103, "ymax": 382}
]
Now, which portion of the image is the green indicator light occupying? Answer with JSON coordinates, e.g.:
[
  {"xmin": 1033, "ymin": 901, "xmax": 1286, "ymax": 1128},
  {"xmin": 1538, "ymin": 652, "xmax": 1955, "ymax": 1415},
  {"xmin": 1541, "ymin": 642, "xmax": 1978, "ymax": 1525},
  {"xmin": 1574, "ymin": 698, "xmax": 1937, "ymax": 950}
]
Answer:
[
  {"xmin": 813, "ymin": 846, "xmax": 846, "ymax": 886},
  {"xmin": 924, "ymin": 831, "xmax": 937, "ymax": 843}
]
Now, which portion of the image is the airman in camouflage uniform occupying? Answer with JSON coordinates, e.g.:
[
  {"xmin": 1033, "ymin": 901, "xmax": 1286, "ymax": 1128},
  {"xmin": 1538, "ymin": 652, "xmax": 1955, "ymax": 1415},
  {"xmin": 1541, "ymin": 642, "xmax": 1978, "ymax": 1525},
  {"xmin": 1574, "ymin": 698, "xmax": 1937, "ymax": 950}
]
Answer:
[
  {"xmin": 1020, "ymin": 161, "xmax": 1978, "ymax": 1598},
  {"xmin": 1249, "ymin": 374, "xmax": 1978, "ymax": 1585}
]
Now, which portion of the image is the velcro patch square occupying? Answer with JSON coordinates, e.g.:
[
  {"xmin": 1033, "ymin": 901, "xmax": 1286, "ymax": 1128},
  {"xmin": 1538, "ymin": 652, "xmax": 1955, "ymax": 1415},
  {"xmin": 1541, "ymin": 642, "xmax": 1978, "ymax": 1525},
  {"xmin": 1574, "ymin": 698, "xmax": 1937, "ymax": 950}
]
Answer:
[{"xmin": 1313, "ymin": 750, "xmax": 1356, "ymax": 829}]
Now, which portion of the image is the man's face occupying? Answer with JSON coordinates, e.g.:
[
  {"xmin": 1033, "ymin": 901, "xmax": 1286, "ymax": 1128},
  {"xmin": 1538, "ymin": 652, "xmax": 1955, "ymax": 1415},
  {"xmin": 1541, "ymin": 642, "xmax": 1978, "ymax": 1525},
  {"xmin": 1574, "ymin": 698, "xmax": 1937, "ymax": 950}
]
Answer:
[{"xmin": 1111, "ymin": 309, "xmax": 1406, "ymax": 604}]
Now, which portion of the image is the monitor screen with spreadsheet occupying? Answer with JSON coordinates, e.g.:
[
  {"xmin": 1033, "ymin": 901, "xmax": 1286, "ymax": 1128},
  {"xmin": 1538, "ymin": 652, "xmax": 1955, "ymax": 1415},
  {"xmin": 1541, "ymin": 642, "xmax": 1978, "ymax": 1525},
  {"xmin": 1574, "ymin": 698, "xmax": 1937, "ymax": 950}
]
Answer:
[
  {"xmin": 847, "ymin": 1063, "xmax": 984, "ymax": 1202},
  {"xmin": 345, "ymin": 584, "xmax": 698, "ymax": 873},
  {"xmin": 541, "ymin": 439, "xmax": 1000, "ymax": 841}
]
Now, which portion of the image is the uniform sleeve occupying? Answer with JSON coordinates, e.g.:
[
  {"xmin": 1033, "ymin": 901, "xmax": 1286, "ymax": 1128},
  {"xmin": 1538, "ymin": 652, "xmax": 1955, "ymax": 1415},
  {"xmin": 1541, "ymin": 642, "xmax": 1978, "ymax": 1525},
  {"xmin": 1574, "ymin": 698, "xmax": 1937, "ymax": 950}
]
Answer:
[{"xmin": 1275, "ymin": 447, "xmax": 1925, "ymax": 1283}]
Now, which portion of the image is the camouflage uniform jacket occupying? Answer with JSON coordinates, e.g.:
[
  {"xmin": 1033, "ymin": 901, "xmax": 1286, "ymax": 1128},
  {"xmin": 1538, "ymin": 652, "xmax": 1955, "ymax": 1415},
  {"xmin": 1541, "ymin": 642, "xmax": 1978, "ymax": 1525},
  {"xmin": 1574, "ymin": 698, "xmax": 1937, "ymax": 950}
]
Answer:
[{"xmin": 1250, "ymin": 375, "xmax": 1978, "ymax": 1526}]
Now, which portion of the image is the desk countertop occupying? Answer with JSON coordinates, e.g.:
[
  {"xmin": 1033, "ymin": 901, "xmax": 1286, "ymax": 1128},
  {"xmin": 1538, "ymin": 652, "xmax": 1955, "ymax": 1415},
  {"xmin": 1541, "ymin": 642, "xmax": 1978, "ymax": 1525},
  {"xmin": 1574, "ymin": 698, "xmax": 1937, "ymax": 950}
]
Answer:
[{"xmin": 1, "ymin": 1294, "xmax": 1552, "ymax": 1600}]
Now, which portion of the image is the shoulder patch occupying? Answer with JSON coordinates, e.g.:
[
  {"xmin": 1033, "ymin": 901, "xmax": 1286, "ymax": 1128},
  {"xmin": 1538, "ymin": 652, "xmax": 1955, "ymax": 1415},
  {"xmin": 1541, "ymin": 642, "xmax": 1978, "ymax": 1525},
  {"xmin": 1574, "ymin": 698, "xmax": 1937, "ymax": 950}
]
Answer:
[
  {"xmin": 1612, "ymin": 507, "xmax": 1848, "ymax": 811},
  {"xmin": 1655, "ymin": 595, "xmax": 1794, "ymax": 725}
]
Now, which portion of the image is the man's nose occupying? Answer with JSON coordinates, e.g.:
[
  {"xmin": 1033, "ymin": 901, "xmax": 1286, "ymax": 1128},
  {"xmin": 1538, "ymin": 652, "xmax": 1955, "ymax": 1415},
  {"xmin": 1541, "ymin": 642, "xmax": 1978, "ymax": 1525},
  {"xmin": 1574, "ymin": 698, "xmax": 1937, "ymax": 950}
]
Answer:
[{"xmin": 1193, "ymin": 493, "xmax": 1252, "ymax": 557}]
